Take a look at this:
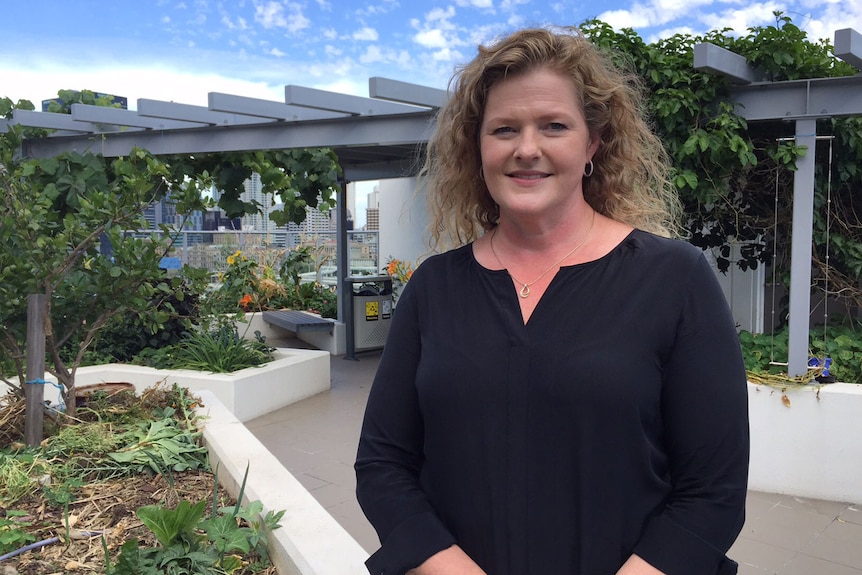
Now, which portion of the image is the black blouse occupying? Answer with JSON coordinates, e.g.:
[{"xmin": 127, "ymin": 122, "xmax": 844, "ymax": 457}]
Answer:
[{"xmin": 355, "ymin": 230, "xmax": 749, "ymax": 575}]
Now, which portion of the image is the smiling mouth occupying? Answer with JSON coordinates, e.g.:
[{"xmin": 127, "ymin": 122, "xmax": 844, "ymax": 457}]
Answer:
[{"xmin": 508, "ymin": 172, "xmax": 549, "ymax": 180}]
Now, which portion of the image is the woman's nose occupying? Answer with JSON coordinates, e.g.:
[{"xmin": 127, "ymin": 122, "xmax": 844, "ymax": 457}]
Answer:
[{"xmin": 515, "ymin": 129, "xmax": 541, "ymax": 159}]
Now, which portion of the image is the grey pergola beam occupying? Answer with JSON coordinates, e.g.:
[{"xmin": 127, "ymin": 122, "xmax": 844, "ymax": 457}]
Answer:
[
  {"xmin": 835, "ymin": 28, "xmax": 862, "ymax": 70},
  {"xmin": 284, "ymin": 85, "xmax": 425, "ymax": 116},
  {"xmin": 731, "ymin": 75, "xmax": 862, "ymax": 121},
  {"xmin": 369, "ymin": 77, "xmax": 448, "ymax": 109},
  {"xmin": 136, "ymin": 99, "xmax": 273, "ymax": 126},
  {"xmin": 694, "ymin": 43, "xmax": 764, "ymax": 84},
  {"xmin": 207, "ymin": 92, "xmax": 347, "ymax": 121},
  {"xmin": 71, "ymin": 104, "xmax": 203, "ymax": 130},
  {"xmin": 11, "ymin": 109, "xmax": 100, "ymax": 133},
  {"xmin": 21, "ymin": 112, "xmax": 434, "ymax": 159}
]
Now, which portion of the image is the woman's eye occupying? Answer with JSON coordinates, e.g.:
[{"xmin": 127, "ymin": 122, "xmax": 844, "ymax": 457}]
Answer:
[
  {"xmin": 547, "ymin": 122, "xmax": 567, "ymax": 131},
  {"xmin": 492, "ymin": 126, "xmax": 514, "ymax": 134}
]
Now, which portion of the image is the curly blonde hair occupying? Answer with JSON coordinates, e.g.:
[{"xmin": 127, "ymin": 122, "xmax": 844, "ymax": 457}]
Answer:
[{"xmin": 423, "ymin": 26, "xmax": 681, "ymax": 250}]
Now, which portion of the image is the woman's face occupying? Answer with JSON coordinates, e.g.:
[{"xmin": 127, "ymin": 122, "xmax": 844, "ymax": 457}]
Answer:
[{"xmin": 479, "ymin": 67, "xmax": 598, "ymax": 224}]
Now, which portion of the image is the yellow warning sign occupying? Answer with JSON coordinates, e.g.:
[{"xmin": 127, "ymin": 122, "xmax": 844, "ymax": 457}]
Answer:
[{"xmin": 365, "ymin": 301, "xmax": 379, "ymax": 321}]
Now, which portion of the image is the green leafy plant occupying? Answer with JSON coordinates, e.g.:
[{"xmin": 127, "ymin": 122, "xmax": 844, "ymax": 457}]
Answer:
[
  {"xmin": 106, "ymin": 469, "xmax": 284, "ymax": 575},
  {"xmin": 739, "ymin": 322, "xmax": 862, "ymax": 383},
  {"xmin": 135, "ymin": 323, "xmax": 274, "ymax": 373},
  {"xmin": 108, "ymin": 417, "xmax": 209, "ymax": 475},
  {"xmin": 0, "ymin": 510, "xmax": 37, "ymax": 555}
]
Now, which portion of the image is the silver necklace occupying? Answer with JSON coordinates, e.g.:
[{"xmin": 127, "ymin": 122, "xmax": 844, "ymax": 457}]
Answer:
[{"xmin": 489, "ymin": 211, "xmax": 596, "ymax": 298}]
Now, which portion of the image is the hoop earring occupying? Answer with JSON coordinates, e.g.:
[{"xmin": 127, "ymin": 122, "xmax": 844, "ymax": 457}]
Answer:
[{"xmin": 584, "ymin": 160, "xmax": 594, "ymax": 178}]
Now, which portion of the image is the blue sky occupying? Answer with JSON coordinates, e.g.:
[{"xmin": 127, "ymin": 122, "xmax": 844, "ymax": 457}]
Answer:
[{"xmin": 1, "ymin": 0, "xmax": 858, "ymax": 110}]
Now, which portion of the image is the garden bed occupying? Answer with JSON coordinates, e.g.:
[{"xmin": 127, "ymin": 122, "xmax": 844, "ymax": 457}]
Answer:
[{"xmin": 0, "ymin": 384, "xmax": 279, "ymax": 575}]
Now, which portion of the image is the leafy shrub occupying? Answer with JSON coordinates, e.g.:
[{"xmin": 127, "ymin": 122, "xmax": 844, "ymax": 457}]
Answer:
[
  {"xmin": 134, "ymin": 323, "xmax": 273, "ymax": 374},
  {"xmin": 739, "ymin": 322, "xmax": 862, "ymax": 383},
  {"xmin": 75, "ymin": 268, "xmax": 209, "ymax": 366}
]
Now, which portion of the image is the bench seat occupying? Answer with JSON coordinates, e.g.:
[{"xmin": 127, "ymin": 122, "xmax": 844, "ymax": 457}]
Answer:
[{"xmin": 261, "ymin": 310, "xmax": 335, "ymax": 334}]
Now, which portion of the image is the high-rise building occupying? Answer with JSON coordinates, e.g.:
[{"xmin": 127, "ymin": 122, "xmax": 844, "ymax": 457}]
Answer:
[{"xmin": 365, "ymin": 187, "xmax": 380, "ymax": 231}]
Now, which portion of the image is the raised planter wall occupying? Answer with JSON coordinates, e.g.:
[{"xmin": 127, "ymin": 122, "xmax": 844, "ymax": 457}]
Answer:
[
  {"xmin": 69, "ymin": 348, "xmax": 329, "ymax": 422},
  {"xmin": 747, "ymin": 382, "xmax": 862, "ymax": 503},
  {"xmin": 197, "ymin": 390, "xmax": 369, "ymax": 575}
]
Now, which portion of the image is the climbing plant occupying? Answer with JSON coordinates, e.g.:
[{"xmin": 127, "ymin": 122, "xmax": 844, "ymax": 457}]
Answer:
[{"xmin": 582, "ymin": 13, "xmax": 862, "ymax": 319}]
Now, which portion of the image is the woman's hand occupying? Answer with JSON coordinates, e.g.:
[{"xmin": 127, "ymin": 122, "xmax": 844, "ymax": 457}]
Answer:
[
  {"xmin": 406, "ymin": 545, "xmax": 487, "ymax": 575},
  {"xmin": 615, "ymin": 554, "xmax": 667, "ymax": 575}
]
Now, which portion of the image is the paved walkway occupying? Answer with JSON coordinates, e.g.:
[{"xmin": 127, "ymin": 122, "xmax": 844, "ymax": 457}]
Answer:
[{"xmin": 246, "ymin": 348, "xmax": 862, "ymax": 574}]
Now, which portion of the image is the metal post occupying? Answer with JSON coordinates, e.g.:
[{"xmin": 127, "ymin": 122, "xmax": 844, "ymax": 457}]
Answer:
[
  {"xmin": 787, "ymin": 120, "xmax": 817, "ymax": 376},
  {"xmin": 337, "ymin": 180, "xmax": 357, "ymax": 360}
]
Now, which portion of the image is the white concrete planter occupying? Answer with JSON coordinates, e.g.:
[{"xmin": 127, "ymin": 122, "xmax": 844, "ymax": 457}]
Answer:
[
  {"xmin": 198, "ymin": 390, "xmax": 369, "ymax": 575},
  {"xmin": 70, "ymin": 348, "xmax": 330, "ymax": 422},
  {"xmin": 747, "ymin": 381, "xmax": 862, "ymax": 502}
]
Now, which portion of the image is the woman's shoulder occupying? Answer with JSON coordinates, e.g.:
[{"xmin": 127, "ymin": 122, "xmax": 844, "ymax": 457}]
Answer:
[
  {"xmin": 623, "ymin": 229, "xmax": 704, "ymax": 263},
  {"xmin": 413, "ymin": 244, "xmax": 475, "ymax": 273}
]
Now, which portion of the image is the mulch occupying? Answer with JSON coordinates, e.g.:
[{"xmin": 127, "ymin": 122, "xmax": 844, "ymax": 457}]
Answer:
[{"xmin": 0, "ymin": 388, "xmax": 278, "ymax": 575}]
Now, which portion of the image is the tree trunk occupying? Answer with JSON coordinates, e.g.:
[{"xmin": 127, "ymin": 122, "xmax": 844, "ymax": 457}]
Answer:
[{"xmin": 24, "ymin": 294, "xmax": 47, "ymax": 446}]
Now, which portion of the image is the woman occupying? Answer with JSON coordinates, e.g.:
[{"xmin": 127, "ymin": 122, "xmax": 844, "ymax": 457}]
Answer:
[{"xmin": 355, "ymin": 27, "xmax": 749, "ymax": 575}]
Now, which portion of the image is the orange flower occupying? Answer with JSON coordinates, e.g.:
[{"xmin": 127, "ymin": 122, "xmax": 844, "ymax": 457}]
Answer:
[{"xmin": 239, "ymin": 293, "xmax": 254, "ymax": 308}]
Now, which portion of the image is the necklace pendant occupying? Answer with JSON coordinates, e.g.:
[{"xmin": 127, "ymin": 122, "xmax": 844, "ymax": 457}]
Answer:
[{"xmin": 519, "ymin": 284, "xmax": 531, "ymax": 298}]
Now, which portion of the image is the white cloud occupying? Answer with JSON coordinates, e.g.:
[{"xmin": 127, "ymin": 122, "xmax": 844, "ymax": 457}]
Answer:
[
  {"xmin": 432, "ymin": 47, "xmax": 463, "ymax": 61},
  {"xmin": 325, "ymin": 45, "xmax": 343, "ymax": 56},
  {"xmin": 454, "ymin": 0, "xmax": 494, "ymax": 8},
  {"xmin": 353, "ymin": 27, "xmax": 380, "ymax": 41},
  {"xmin": 802, "ymin": 0, "xmax": 862, "ymax": 42},
  {"xmin": 360, "ymin": 45, "xmax": 384, "ymax": 64},
  {"xmin": 426, "ymin": 6, "xmax": 458, "ymax": 25},
  {"xmin": 255, "ymin": 1, "xmax": 288, "ymax": 28},
  {"xmin": 699, "ymin": 3, "xmax": 780, "ymax": 36},
  {"xmin": 2, "ymin": 64, "xmax": 286, "ymax": 110},
  {"xmin": 222, "ymin": 15, "xmax": 249, "ymax": 31},
  {"xmin": 322, "ymin": 28, "xmax": 338, "ymax": 40},
  {"xmin": 358, "ymin": 0, "xmax": 399, "ymax": 16},
  {"xmin": 254, "ymin": 1, "xmax": 310, "ymax": 33},
  {"xmin": 269, "ymin": 47, "xmax": 286, "ymax": 56},
  {"xmin": 499, "ymin": 0, "xmax": 529, "ymax": 11},
  {"xmin": 414, "ymin": 29, "xmax": 449, "ymax": 49}
]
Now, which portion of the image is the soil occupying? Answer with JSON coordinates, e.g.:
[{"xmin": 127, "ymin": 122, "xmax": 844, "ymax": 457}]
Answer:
[{"xmin": 0, "ymin": 386, "xmax": 278, "ymax": 575}]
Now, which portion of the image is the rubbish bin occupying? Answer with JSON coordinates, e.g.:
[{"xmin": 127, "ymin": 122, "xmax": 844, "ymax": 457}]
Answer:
[{"xmin": 348, "ymin": 275, "xmax": 393, "ymax": 353}]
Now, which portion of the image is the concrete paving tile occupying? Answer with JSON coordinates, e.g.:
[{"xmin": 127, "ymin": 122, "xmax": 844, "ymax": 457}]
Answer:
[
  {"xmin": 741, "ymin": 504, "xmax": 834, "ymax": 551},
  {"xmin": 777, "ymin": 495, "xmax": 855, "ymax": 518},
  {"xmin": 736, "ymin": 564, "xmax": 773, "ymax": 575},
  {"xmin": 840, "ymin": 506, "xmax": 862, "ymax": 527},
  {"xmin": 804, "ymin": 520, "xmax": 862, "ymax": 569},
  {"xmin": 329, "ymin": 501, "xmax": 380, "ymax": 554},
  {"xmin": 729, "ymin": 536, "xmax": 797, "ymax": 572},
  {"xmin": 780, "ymin": 553, "xmax": 862, "ymax": 575},
  {"xmin": 307, "ymin": 482, "xmax": 355, "ymax": 509},
  {"xmin": 293, "ymin": 472, "xmax": 331, "ymax": 492}
]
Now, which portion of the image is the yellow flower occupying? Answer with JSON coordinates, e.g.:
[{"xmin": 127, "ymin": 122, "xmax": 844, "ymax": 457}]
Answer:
[{"xmin": 226, "ymin": 250, "xmax": 242, "ymax": 266}]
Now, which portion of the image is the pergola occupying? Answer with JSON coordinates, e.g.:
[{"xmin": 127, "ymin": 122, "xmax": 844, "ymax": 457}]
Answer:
[
  {"xmin": 6, "ymin": 26, "xmax": 862, "ymax": 374},
  {"xmin": 3, "ymin": 77, "xmax": 446, "ymax": 357},
  {"xmin": 695, "ymin": 28, "xmax": 862, "ymax": 376}
]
